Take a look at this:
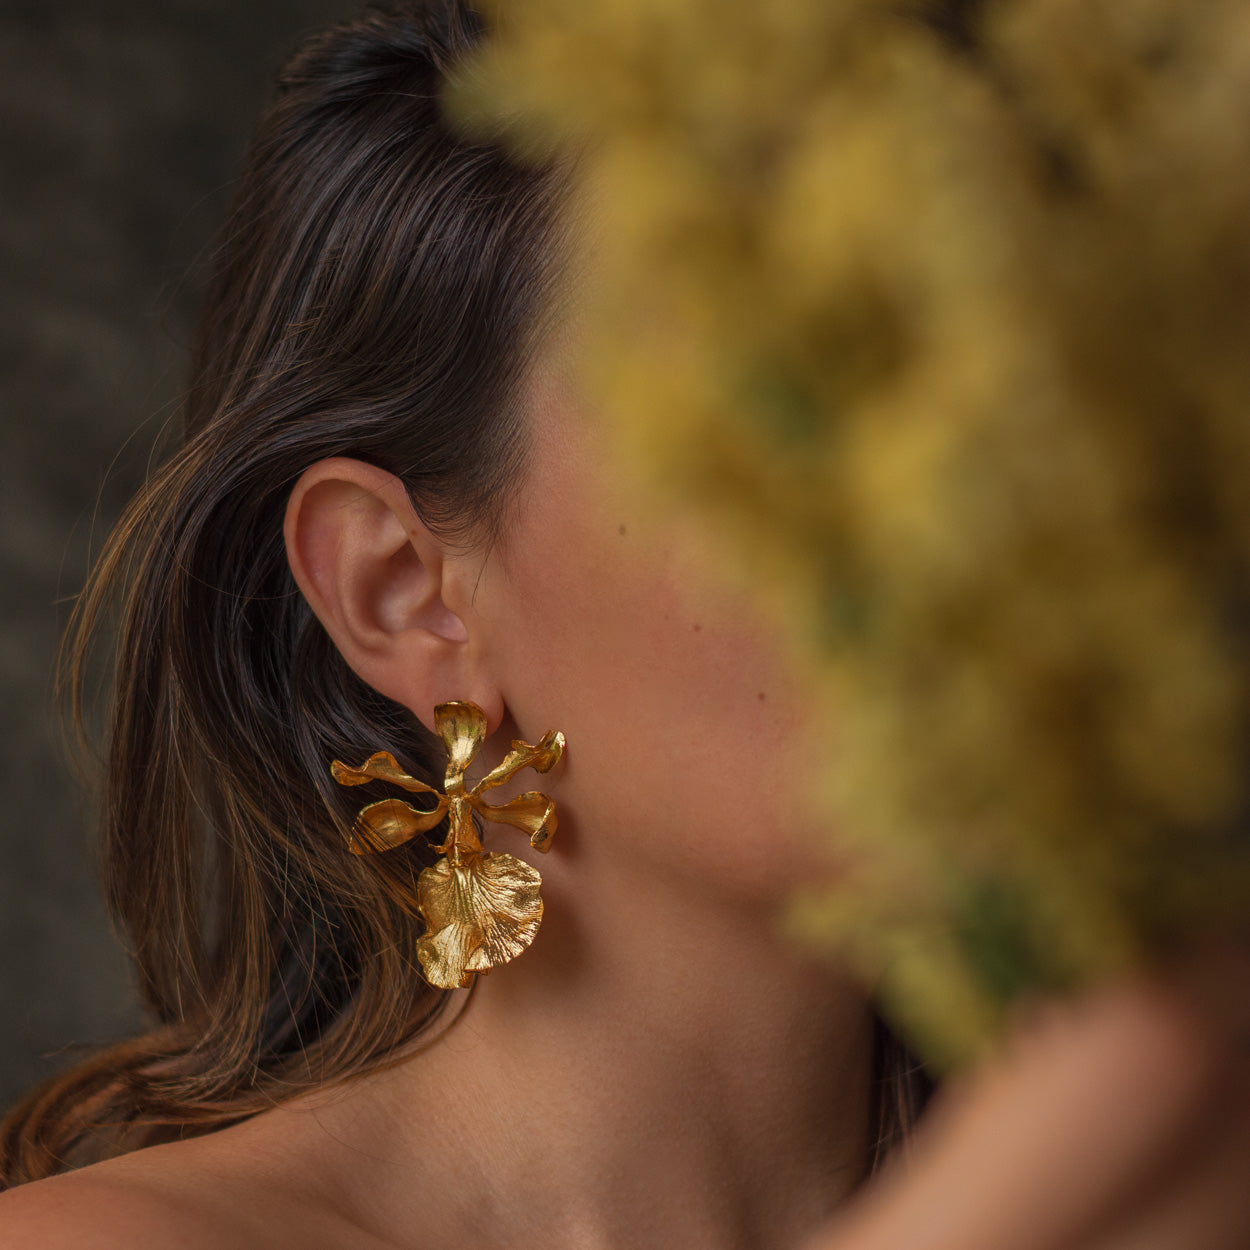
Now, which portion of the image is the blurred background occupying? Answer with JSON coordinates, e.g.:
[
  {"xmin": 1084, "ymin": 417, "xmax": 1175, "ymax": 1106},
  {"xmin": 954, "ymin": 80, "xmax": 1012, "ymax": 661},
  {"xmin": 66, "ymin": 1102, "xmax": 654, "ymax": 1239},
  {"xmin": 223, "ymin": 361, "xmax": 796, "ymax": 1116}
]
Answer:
[{"xmin": 0, "ymin": 0, "xmax": 348, "ymax": 1113}]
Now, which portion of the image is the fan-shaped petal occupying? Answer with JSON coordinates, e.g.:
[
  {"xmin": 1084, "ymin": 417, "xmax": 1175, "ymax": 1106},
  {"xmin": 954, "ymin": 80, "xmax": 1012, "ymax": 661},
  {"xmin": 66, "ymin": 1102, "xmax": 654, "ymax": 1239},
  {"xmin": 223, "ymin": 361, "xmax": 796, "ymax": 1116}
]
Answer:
[{"xmin": 415, "ymin": 852, "xmax": 544, "ymax": 988}]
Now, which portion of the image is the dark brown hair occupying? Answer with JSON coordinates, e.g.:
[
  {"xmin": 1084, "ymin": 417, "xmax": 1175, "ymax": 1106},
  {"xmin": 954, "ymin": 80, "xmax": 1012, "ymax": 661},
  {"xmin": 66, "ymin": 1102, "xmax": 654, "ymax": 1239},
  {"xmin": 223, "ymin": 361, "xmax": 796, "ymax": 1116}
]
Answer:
[
  {"xmin": 0, "ymin": 0, "xmax": 929, "ymax": 1187},
  {"xmin": 0, "ymin": 0, "xmax": 571, "ymax": 1181}
]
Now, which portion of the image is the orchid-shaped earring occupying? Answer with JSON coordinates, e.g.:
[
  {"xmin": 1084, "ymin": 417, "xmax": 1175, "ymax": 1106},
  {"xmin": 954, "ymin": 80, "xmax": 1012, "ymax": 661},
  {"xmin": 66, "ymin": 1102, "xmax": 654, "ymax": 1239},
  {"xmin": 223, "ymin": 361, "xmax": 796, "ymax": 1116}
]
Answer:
[{"xmin": 330, "ymin": 702, "xmax": 565, "ymax": 990}]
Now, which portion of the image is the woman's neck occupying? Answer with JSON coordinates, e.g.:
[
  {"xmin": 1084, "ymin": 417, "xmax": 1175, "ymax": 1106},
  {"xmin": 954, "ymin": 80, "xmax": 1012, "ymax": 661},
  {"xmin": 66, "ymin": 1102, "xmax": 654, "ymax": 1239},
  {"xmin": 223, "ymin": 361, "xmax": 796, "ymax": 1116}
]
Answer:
[{"xmin": 281, "ymin": 852, "xmax": 876, "ymax": 1250}]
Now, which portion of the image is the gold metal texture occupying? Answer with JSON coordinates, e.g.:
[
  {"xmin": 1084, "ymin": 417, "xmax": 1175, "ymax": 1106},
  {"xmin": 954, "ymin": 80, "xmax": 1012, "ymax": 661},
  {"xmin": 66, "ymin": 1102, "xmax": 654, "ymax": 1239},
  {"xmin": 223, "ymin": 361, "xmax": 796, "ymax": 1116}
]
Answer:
[{"xmin": 331, "ymin": 701, "xmax": 565, "ymax": 988}]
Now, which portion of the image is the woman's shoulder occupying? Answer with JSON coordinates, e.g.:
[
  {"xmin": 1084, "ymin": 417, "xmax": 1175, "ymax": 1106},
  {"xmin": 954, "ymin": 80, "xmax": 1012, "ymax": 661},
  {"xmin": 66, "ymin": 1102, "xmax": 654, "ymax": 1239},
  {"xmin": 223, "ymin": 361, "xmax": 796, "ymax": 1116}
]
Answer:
[
  {"xmin": 0, "ymin": 1158, "xmax": 223, "ymax": 1249},
  {"xmin": 0, "ymin": 1119, "xmax": 373, "ymax": 1250}
]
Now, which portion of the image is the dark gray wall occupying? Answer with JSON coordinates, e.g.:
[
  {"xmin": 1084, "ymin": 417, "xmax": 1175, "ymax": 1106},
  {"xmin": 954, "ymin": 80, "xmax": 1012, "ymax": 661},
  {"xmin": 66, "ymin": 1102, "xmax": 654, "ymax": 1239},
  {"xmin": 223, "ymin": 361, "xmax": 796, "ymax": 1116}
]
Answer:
[{"xmin": 1, "ymin": 0, "xmax": 349, "ymax": 1114}]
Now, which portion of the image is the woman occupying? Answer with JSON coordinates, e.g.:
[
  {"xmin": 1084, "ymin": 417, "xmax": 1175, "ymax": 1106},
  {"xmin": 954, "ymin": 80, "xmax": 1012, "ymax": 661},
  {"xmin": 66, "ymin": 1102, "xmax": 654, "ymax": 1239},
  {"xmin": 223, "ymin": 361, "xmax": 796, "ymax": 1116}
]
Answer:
[{"xmin": 1, "ymin": 3, "xmax": 1247, "ymax": 1246}]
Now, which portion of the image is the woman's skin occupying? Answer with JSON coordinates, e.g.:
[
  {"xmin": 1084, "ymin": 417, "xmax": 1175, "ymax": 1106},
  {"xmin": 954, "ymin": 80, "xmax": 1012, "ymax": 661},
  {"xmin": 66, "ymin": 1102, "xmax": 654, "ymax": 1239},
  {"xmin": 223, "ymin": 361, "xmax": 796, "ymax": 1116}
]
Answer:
[{"xmin": 2, "ymin": 339, "xmax": 1248, "ymax": 1249}]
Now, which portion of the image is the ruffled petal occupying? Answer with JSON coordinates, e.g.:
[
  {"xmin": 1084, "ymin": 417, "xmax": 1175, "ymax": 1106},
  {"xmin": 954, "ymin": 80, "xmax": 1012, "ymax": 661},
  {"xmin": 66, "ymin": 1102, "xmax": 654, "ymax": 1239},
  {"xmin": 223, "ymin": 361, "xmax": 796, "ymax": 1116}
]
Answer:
[
  {"xmin": 472, "ymin": 790, "xmax": 559, "ymax": 851},
  {"xmin": 434, "ymin": 701, "xmax": 488, "ymax": 784},
  {"xmin": 474, "ymin": 729, "xmax": 566, "ymax": 795},
  {"xmin": 414, "ymin": 916, "xmax": 479, "ymax": 990},
  {"xmin": 331, "ymin": 751, "xmax": 441, "ymax": 796},
  {"xmin": 348, "ymin": 797, "xmax": 447, "ymax": 854},
  {"xmin": 415, "ymin": 852, "xmax": 544, "ymax": 988}
]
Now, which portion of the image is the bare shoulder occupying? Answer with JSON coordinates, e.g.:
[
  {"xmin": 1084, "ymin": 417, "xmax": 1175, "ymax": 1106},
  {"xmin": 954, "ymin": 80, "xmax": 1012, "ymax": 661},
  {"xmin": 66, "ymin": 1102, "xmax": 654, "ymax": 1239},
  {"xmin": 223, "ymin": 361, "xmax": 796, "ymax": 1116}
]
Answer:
[
  {"xmin": 0, "ymin": 1120, "xmax": 367, "ymax": 1250},
  {"xmin": 0, "ymin": 1163, "xmax": 223, "ymax": 1249}
]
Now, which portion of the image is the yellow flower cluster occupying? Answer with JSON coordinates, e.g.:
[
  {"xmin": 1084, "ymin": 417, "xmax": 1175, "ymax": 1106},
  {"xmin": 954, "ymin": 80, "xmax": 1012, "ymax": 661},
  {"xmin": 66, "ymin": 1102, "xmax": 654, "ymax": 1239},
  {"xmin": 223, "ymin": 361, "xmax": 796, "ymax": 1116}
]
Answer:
[{"xmin": 446, "ymin": 0, "xmax": 1250, "ymax": 1064}]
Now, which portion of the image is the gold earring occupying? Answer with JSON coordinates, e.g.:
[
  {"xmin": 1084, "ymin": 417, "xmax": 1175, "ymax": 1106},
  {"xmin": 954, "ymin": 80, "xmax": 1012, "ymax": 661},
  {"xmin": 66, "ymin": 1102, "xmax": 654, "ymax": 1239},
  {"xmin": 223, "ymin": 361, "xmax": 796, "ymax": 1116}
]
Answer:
[{"xmin": 330, "ymin": 701, "xmax": 565, "ymax": 989}]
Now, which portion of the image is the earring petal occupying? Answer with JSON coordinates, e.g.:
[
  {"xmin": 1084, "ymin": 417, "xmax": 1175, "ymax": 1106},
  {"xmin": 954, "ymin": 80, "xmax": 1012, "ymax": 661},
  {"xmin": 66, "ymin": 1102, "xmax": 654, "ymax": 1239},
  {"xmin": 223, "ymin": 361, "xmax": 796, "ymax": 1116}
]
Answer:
[
  {"xmin": 415, "ymin": 914, "xmax": 479, "ymax": 990},
  {"xmin": 472, "ymin": 790, "xmax": 559, "ymax": 851},
  {"xmin": 434, "ymin": 701, "xmax": 488, "ymax": 784},
  {"xmin": 331, "ymin": 751, "xmax": 441, "ymax": 796},
  {"xmin": 474, "ymin": 729, "xmax": 566, "ymax": 795},
  {"xmin": 415, "ymin": 851, "xmax": 544, "ymax": 988},
  {"xmin": 348, "ymin": 796, "xmax": 447, "ymax": 854}
]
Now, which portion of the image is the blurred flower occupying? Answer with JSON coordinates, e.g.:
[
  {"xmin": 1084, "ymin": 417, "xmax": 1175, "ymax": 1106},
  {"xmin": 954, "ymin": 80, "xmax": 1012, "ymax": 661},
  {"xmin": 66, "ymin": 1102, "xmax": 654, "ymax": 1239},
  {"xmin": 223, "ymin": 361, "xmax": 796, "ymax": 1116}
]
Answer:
[{"xmin": 447, "ymin": 0, "xmax": 1250, "ymax": 1063}]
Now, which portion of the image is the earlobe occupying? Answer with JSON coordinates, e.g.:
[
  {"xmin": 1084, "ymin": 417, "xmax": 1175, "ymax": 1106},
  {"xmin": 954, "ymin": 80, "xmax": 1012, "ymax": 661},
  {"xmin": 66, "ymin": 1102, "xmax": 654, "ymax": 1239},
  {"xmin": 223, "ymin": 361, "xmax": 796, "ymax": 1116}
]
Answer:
[{"xmin": 283, "ymin": 458, "xmax": 501, "ymax": 731}]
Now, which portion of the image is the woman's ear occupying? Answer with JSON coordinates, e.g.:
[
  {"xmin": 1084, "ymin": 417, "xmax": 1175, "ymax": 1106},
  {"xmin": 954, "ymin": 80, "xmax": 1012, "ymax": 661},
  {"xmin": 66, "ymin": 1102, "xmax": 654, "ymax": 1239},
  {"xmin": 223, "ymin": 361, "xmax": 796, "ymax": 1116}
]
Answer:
[{"xmin": 283, "ymin": 458, "xmax": 504, "ymax": 733}]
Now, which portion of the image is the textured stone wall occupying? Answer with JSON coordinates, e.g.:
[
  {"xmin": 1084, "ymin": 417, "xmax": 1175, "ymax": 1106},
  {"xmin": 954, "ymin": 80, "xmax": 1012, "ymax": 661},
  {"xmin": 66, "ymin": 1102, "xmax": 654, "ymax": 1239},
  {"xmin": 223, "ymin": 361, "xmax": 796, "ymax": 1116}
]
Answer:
[{"xmin": 0, "ymin": 0, "xmax": 348, "ymax": 1114}]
